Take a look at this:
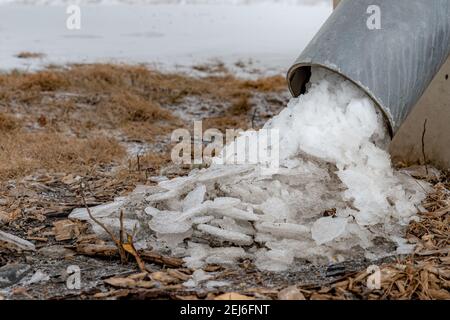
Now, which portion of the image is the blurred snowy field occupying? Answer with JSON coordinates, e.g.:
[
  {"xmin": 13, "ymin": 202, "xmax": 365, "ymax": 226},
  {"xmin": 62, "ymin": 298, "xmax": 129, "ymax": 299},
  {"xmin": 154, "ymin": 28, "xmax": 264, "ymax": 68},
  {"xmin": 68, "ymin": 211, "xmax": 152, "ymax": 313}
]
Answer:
[{"xmin": 0, "ymin": 0, "xmax": 331, "ymax": 74}]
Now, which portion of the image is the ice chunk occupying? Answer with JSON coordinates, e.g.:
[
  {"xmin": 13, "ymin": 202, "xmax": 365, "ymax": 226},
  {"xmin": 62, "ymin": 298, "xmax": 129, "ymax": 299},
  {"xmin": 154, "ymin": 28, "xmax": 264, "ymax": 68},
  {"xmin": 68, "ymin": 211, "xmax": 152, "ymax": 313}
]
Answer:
[
  {"xmin": 25, "ymin": 270, "xmax": 50, "ymax": 285},
  {"xmin": 210, "ymin": 217, "xmax": 255, "ymax": 236},
  {"xmin": 146, "ymin": 189, "xmax": 180, "ymax": 203},
  {"xmin": 183, "ymin": 242, "xmax": 210, "ymax": 269},
  {"xmin": 197, "ymin": 224, "xmax": 253, "ymax": 246},
  {"xmin": 158, "ymin": 175, "xmax": 194, "ymax": 191},
  {"xmin": 213, "ymin": 207, "xmax": 259, "ymax": 222},
  {"xmin": 69, "ymin": 199, "xmax": 125, "ymax": 220},
  {"xmin": 209, "ymin": 197, "xmax": 241, "ymax": 210},
  {"xmin": 176, "ymin": 203, "xmax": 209, "ymax": 221},
  {"xmin": 254, "ymin": 232, "xmax": 278, "ymax": 244},
  {"xmin": 311, "ymin": 217, "xmax": 348, "ymax": 245},
  {"xmin": 149, "ymin": 211, "xmax": 191, "ymax": 234},
  {"xmin": 183, "ymin": 270, "xmax": 212, "ymax": 288},
  {"xmin": 255, "ymin": 222, "xmax": 309, "ymax": 240},
  {"xmin": 255, "ymin": 248, "xmax": 294, "ymax": 272},
  {"xmin": 197, "ymin": 165, "xmax": 253, "ymax": 183},
  {"xmin": 392, "ymin": 236, "xmax": 416, "ymax": 255},
  {"xmin": 258, "ymin": 197, "xmax": 291, "ymax": 222},
  {"xmin": 205, "ymin": 247, "xmax": 248, "ymax": 265},
  {"xmin": 191, "ymin": 215, "xmax": 214, "ymax": 225},
  {"xmin": 144, "ymin": 206, "xmax": 160, "ymax": 217},
  {"xmin": 90, "ymin": 218, "xmax": 140, "ymax": 240},
  {"xmin": 182, "ymin": 184, "xmax": 206, "ymax": 212},
  {"xmin": 206, "ymin": 281, "xmax": 230, "ymax": 289},
  {"xmin": 0, "ymin": 230, "xmax": 36, "ymax": 251}
]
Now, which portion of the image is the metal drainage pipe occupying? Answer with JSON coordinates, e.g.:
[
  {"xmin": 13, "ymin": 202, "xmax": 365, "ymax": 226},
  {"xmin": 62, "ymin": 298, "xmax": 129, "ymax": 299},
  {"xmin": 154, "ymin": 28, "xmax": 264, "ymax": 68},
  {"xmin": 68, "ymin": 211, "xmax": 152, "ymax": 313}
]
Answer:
[{"xmin": 287, "ymin": 0, "xmax": 450, "ymax": 137}]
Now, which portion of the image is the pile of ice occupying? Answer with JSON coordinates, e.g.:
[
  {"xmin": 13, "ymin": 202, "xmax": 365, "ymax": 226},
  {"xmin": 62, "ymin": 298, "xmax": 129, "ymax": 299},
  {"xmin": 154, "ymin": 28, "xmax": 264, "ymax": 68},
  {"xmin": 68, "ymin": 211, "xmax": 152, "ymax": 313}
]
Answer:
[{"xmin": 70, "ymin": 67, "xmax": 429, "ymax": 271}]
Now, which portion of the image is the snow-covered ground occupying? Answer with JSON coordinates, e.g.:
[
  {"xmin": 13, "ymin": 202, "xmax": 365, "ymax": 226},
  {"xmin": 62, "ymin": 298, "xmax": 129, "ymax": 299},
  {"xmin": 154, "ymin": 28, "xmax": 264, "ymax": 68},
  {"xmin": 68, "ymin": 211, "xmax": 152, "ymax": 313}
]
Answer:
[{"xmin": 0, "ymin": 1, "xmax": 331, "ymax": 74}]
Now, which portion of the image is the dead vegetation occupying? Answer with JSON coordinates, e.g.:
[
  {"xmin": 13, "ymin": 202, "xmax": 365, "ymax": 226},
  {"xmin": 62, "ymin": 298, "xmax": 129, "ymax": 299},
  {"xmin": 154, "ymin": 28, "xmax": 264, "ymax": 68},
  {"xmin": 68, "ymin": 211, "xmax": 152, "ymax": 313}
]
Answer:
[
  {"xmin": 0, "ymin": 133, "xmax": 125, "ymax": 180},
  {"xmin": 0, "ymin": 113, "xmax": 21, "ymax": 132},
  {"xmin": 0, "ymin": 63, "xmax": 286, "ymax": 180}
]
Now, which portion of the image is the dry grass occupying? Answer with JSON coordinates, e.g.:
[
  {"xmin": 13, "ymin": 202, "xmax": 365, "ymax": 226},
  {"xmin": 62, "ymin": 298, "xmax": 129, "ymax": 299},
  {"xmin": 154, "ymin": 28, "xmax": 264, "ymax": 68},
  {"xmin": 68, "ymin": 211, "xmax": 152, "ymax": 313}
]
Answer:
[
  {"xmin": 18, "ymin": 71, "xmax": 68, "ymax": 92},
  {"xmin": 0, "ymin": 133, "xmax": 125, "ymax": 180},
  {"xmin": 0, "ymin": 113, "xmax": 21, "ymax": 132},
  {"xmin": 0, "ymin": 63, "xmax": 286, "ymax": 180},
  {"xmin": 0, "ymin": 63, "xmax": 286, "ymax": 104},
  {"xmin": 203, "ymin": 116, "xmax": 250, "ymax": 132},
  {"xmin": 228, "ymin": 95, "xmax": 252, "ymax": 116},
  {"xmin": 241, "ymin": 75, "xmax": 286, "ymax": 92},
  {"xmin": 0, "ymin": 63, "xmax": 285, "ymax": 128},
  {"xmin": 108, "ymin": 92, "xmax": 173, "ymax": 123}
]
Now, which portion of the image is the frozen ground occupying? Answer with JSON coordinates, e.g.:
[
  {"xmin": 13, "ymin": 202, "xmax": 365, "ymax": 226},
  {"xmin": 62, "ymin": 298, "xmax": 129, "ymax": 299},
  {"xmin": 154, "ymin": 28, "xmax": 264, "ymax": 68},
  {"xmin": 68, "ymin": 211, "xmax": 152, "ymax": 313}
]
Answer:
[{"xmin": 0, "ymin": 2, "xmax": 331, "ymax": 74}]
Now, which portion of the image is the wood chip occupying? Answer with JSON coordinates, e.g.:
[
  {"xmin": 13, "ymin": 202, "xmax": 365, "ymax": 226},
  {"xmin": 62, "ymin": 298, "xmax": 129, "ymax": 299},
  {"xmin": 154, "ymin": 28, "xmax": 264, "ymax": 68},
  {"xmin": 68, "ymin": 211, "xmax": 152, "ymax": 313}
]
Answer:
[
  {"xmin": 167, "ymin": 269, "xmax": 191, "ymax": 281},
  {"xmin": 150, "ymin": 271, "xmax": 179, "ymax": 284},
  {"xmin": 76, "ymin": 244, "xmax": 119, "ymax": 257},
  {"xmin": 53, "ymin": 220, "xmax": 80, "ymax": 241}
]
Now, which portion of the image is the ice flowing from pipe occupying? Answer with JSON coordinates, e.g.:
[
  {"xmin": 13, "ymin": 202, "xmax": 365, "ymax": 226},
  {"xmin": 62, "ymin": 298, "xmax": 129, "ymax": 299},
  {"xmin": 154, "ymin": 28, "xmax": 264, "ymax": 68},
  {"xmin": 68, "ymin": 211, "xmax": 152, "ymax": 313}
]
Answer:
[{"xmin": 70, "ymin": 68, "xmax": 428, "ymax": 271}]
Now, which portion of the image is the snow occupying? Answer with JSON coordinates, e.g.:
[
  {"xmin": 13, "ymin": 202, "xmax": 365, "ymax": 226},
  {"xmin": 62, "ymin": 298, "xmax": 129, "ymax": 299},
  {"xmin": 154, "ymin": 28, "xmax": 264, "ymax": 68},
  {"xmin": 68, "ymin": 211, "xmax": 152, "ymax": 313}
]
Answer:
[
  {"xmin": 69, "ymin": 67, "xmax": 430, "ymax": 271},
  {"xmin": 0, "ymin": 2, "xmax": 331, "ymax": 74}
]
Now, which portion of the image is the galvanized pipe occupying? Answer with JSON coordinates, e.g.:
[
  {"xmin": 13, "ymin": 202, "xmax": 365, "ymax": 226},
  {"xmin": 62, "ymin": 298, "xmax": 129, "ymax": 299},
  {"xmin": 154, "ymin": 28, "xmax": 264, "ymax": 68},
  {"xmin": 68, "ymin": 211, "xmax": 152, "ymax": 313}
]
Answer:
[{"xmin": 287, "ymin": 0, "xmax": 450, "ymax": 136}]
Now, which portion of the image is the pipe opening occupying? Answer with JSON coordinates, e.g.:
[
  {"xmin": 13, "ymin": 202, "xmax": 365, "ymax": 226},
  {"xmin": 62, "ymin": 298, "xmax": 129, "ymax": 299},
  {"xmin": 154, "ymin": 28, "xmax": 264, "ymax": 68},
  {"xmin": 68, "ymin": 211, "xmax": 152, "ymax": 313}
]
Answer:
[
  {"xmin": 288, "ymin": 65, "xmax": 394, "ymax": 138},
  {"xmin": 288, "ymin": 66, "xmax": 311, "ymax": 97}
]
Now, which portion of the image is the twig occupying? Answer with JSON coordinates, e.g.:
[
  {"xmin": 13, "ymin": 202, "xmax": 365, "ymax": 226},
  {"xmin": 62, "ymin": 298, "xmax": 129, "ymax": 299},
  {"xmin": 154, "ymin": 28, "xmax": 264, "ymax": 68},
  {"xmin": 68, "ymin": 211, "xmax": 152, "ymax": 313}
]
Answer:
[
  {"xmin": 119, "ymin": 210, "xmax": 125, "ymax": 245},
  {"xmin": 79, "ymin": 182, "xmax": 151, "ymax": 271},
  {"xmin": 75, "ymin": 244, "xmax": 183, "ymax": 268},
  {"xmin": 79, "ymin": 182, "xmax": 127, "ymax": 262},
  {"xmin": 139, "ymin": 251, "xmax": 184, "ymax": 268},
  {"xmin": 118, "ymin": 209, "xmax": 127, "ymax": 264},
  {"xmin": 421, "ymin": 119, "xmax": 428, "ymax": 175}
]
